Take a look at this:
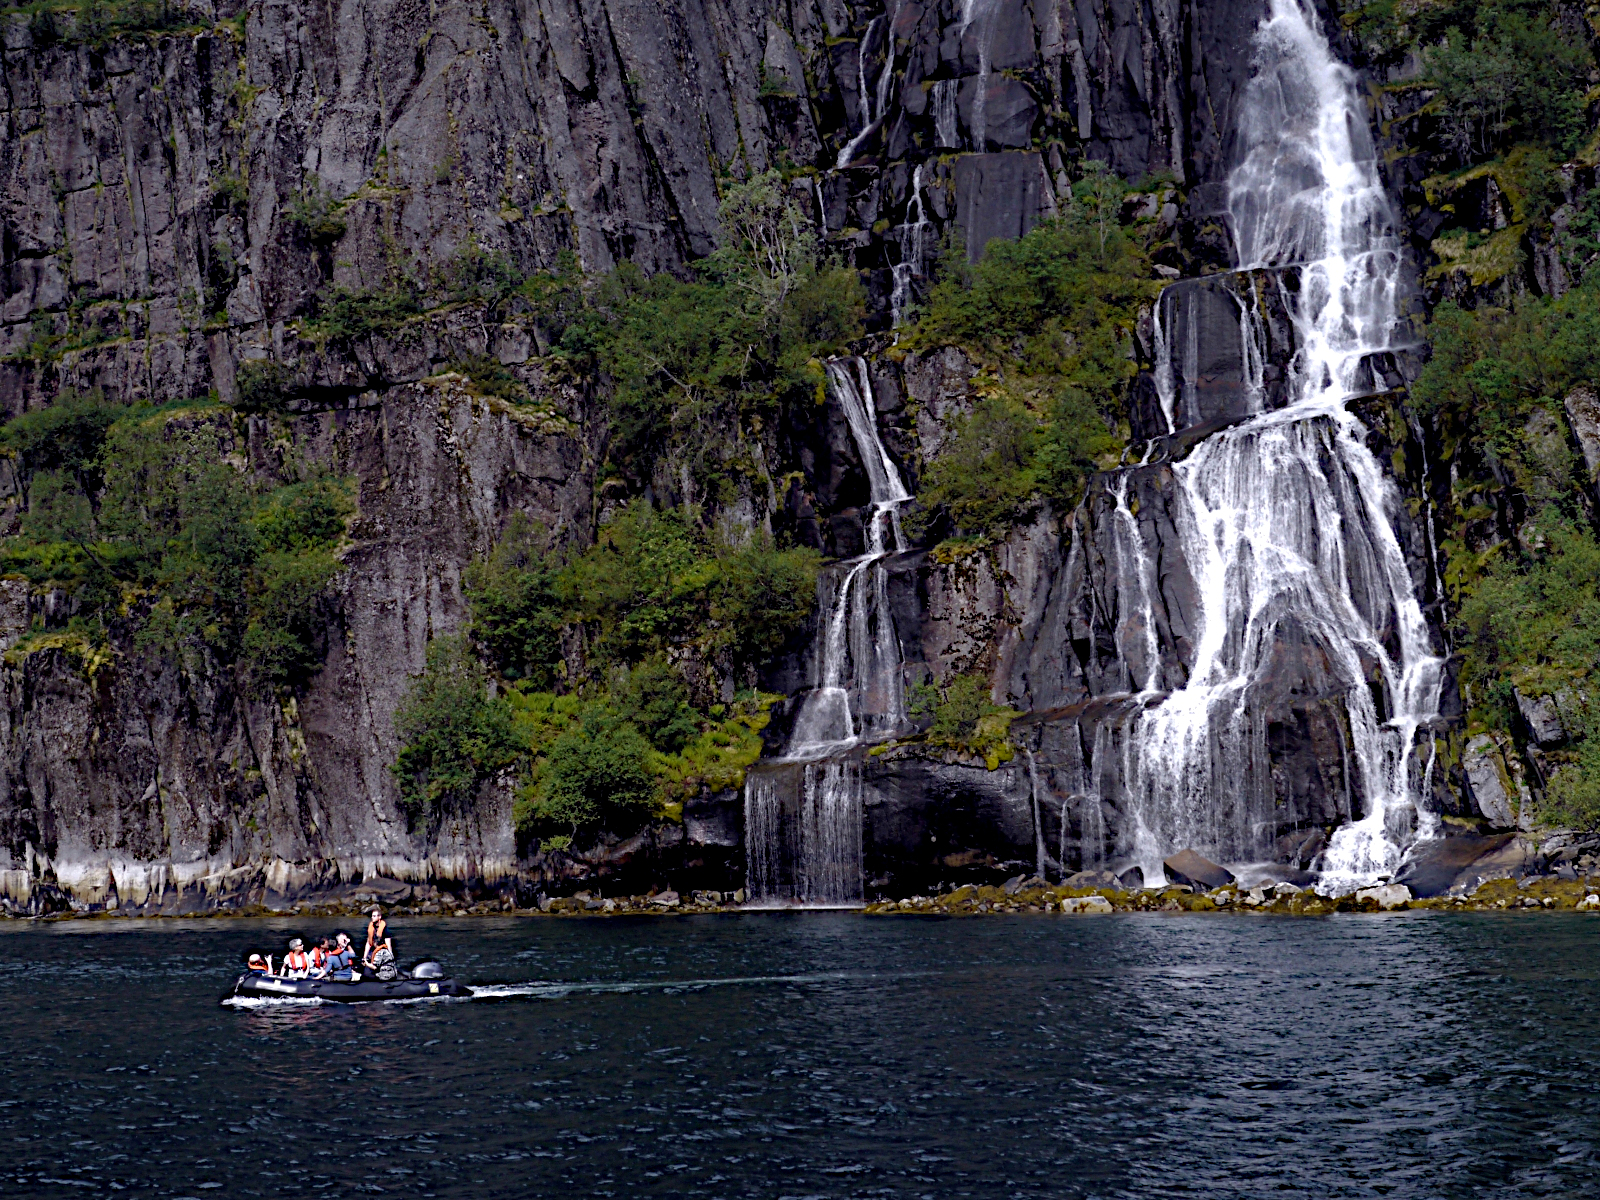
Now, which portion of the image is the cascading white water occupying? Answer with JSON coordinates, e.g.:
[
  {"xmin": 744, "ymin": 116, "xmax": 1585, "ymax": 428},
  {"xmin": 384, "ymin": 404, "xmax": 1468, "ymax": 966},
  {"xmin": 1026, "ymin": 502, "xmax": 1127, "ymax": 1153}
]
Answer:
[
  {"xmin": 837, "ymin": 6, "xmax": 903, "ymax": 168},
  {"xmin": 787, "ymin": 358, "xmax": 910, "ymax": 753},
  {"xmin": 890, "ymin": 165, "xmax": 932, "ymax": 328},
  {"xmin": 932, "ymin": 80, "xmax": 959, "ymax": 149},
  {"xmin": 745, "ymin": 357, "xmax": 912, "ymax": 902},
  {"xmin": 1117, "ymin": 0, "xmax": 1442, "ymax": 891}
]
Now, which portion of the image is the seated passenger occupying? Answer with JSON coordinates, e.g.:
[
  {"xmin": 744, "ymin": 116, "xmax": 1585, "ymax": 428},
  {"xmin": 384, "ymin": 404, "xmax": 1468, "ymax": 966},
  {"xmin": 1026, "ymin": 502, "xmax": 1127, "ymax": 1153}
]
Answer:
[
  {"xmin": 309, "ymin": 936, "xmax": 331, "ymax": 977},
  {"xmin": 247, "ymin": 953, "xmax": 270, "ymax": 974},
  {"xmin": 325, "ymin": 932, "xmax": 357, "ymax": 981},
  {"xmin": 281, "ymin": 938, "xmax": 311, "ymax": 978}
]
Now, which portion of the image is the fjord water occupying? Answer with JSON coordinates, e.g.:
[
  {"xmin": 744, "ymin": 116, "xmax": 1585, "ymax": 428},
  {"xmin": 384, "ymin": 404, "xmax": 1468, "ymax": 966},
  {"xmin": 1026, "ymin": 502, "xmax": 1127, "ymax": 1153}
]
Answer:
[{"xmin": 3, "ymin": 915, "xmax": 1598, "ymax": 1199}]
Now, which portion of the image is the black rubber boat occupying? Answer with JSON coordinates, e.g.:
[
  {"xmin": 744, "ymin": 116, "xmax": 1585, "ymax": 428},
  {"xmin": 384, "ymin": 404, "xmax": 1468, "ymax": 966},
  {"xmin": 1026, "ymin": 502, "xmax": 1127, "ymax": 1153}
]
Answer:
[{"xmin": 224, "ymin": 960, "xmax": 471, "ymax": 1004}]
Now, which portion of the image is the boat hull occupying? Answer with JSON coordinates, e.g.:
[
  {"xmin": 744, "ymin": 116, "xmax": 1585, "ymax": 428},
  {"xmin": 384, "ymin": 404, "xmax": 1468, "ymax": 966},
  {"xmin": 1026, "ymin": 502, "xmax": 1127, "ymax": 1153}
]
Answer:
[{"xmin": 226, "ymin": 974, "xmax": 471, "ymax": 1003}]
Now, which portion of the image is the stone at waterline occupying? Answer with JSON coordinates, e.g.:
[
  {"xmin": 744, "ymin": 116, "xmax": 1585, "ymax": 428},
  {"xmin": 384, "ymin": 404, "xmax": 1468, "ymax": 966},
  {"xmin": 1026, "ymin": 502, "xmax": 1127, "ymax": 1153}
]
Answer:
[
  {"xmin": 651, "ymin": 890, "xmax": 681, "ymax": 908},
  {"xmin": 1163, "ymin": 850, "xmax": 1235, "ymax": 891},
  {"xmin": 1394, "ymin": 833, "xmax": 1520, "ymax": 898},
  {"xmin": 1354, "ymin": 884, "xmax": 1412, "ymax": 910},
  {"xmin": 1060, "ymin": 896, "xmax": 1113, "ymax": 914}
]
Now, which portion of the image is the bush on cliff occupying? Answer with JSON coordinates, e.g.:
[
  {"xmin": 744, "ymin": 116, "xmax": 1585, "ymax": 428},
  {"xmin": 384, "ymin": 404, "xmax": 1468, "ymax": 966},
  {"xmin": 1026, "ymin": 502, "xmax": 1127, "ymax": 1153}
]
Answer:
[
  {"xmin": 464, "ymin": 513, "xmax": 564, "ymax": 687},
  {"xmin": 520, "ymin": 171, "xmax": 865, "ymax": 494},
  {"xmin": 556, "ymin": 499, "xmax": 821, "ymax": 673},
  {"xmin": 0, "ymin": 400, "xmax": 352, "ymax": 688},
  {"xmin": 392, "ymin": 634, "xmax": 524, "ymax": 830},
  {"xmin": 909, "ymin": 673, "xmax": 1019, "ymax": 769},
  {"xmin": 901, "ymin": 193, "xmax": 1154, "ymax": 539},
  {"xmin": 1424, "ymin": 1, "xmax": 1593, "ymax": 163}
]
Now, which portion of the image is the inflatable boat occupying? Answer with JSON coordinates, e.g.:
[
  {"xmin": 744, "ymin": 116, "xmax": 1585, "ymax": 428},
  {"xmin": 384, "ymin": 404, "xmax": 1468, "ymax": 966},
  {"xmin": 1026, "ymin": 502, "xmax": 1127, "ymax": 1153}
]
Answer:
[{"xmin": 224, "ymin": 960, "xmax": 471, "ymax": 1004}]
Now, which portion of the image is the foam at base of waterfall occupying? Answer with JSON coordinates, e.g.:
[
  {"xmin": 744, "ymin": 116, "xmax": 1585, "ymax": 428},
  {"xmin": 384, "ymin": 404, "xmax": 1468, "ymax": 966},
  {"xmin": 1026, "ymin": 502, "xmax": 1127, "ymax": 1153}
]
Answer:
[{"xmin": 742, "ymin": 760, "xmax": 865, "ymax": 905}]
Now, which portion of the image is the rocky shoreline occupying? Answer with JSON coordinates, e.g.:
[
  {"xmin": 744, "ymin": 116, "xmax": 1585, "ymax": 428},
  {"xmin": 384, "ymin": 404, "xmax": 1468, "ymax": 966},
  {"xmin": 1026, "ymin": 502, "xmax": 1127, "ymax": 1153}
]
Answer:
[{"xmin": 8, "ymin": 875, "xmax": 1600, "ymax": 921}]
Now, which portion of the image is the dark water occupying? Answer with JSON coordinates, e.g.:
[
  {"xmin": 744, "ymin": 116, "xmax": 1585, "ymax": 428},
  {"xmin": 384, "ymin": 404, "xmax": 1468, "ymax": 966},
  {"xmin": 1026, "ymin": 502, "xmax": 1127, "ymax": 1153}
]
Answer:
[{"xmin": 2, "ymin": 913, "xmax": 1598, "ymax": 1199}]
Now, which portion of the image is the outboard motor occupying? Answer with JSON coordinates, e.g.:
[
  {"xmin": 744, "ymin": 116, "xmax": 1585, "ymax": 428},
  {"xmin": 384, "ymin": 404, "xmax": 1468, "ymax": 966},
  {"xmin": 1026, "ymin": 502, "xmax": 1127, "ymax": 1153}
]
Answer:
[{"xmin": 411, "ymin": 960, "xmax": 446, "ymax": 979}]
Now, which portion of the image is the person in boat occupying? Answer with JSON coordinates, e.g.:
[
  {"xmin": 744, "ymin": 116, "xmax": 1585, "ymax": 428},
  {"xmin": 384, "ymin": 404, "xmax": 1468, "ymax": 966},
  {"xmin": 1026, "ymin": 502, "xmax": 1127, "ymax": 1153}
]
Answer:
[
  {"xmin": 364, "ymin": 907, "xmax": 398, "ymax": 981},
  {"xmin": 325, "ymin": 932, "xmax": 357, "ymax": 981},
  {"xmin": 364, "ymin": 907, "xmax": 388, "ymax": 960},
  {"xmin": 281, "ymin": 938, "xmax": 311, "ymax": 978},
  {"xmin": 246, "ymin": 953, "xmax": 270, "ymax": 975},
  {"xmin": 308, "ymin": 935, "xmax": 331, "ymax": 977}
]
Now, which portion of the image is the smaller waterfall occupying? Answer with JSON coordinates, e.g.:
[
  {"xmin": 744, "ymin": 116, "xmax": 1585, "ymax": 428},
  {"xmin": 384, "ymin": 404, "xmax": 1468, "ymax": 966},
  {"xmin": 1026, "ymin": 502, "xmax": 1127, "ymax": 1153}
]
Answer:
[
  {"xmin": 889, "ymin": 165, "xmax": 932, "ymax": 328},
  {"xmin": 932, "ymin": 80, "xmax": 959, "ymax": 149},
  {"xmin": 837, "ymin": 6, "xmax": 903, "ymax": 168},
  {"xmin": 744, "ymin": 357, "xmax": 912, "ymax": 904},
  {"xmin": 742, "ymin": 761, "xmax": 865, "ymax": 906}
]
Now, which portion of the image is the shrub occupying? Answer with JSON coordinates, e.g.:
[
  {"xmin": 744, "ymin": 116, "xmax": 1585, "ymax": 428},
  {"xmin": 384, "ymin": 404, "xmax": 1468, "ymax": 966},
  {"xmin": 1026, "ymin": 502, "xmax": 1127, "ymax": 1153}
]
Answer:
[
  {"xmin": 446, "ymin": 353, "xmax": 525, "ymax": 403},
  {"xmin": 0, "ymin": 391, "xmax": 126, "ymax": 505},
  {"xmin": 614, "ymin": 657, "xmax": 700, "ymax": 754},
  {"xmin": 916, "ymin": 395, "xmax": 1041, "ymax": 537},
  {"xmin": 903, "ymin": 206, "xmax": 1150, "ymax": 535},
  {"xmin": 302, "ymin": 283, "xmax": 422, "ymax": 342},
  {"xmin": 233, "ymin": 359, "xmax": 294, "ymax": 413},
  {"xmin": 557, "ymin": 500, "xmax": 820, "ymax": 671},
  {"xmin": 285, "ymin": 175, "xmax": 348, "ymax": 246},
  {"xmin": 1427, "ymin": 2, "xmax": 1593, "ymax": 162},
  {"xmin": 910, "ymin": 672, "xmax": 1018, "ymax": 768},
  {"xmin": 464, "ymin": 514, "xmax": 563, "ymax": 686},
  {"xmin": 517, "ymin": 702, "xmax": 656, "ymax": 843},
  {"xmin": 392, "ymin": 635, "xmax": 523, "ymax": 828}
]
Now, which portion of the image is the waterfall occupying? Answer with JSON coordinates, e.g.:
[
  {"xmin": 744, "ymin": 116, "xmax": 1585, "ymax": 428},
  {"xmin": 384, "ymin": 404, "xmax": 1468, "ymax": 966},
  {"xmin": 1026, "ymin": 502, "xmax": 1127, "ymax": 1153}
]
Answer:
[
  {"xmin": 890, "ymin": 165, "xmax": 932, "ymax": 328},
  {"xmin": 1117, "ymin": 0, "xmax": 1442, "ymax": 890},
  {"xmin": 932, "ymin": 80, "xmax": 959, "ymax": 149},
  {"xmin": 744, "ymin": 357, "xmax": 912, "ymax": 902},
  {"xmin": 837, "ymin": 5, "xmax": 903, "ymax": 168}
]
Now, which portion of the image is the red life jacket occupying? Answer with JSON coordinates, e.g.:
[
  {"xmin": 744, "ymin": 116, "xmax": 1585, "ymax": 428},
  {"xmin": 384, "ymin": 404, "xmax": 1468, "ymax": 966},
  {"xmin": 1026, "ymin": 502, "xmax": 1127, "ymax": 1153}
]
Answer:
[
  {"xmin": 284, "ymin": 950, "xmax": 310, "ymax": 972},
  {"xmin": 310, "ymin": 946, "xmax": 328, "ymax": 968}
]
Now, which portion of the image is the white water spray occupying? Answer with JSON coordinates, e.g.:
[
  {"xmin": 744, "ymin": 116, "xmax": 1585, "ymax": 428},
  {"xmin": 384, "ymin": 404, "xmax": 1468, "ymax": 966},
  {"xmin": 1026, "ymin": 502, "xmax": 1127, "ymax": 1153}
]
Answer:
[
  {"xmin": 1118, "ymin": 0, "xmax": 1442, "ymax": 890},
  {"xmin": 744, "ymin": 358, "xmax": 912, "ymax": 903}
]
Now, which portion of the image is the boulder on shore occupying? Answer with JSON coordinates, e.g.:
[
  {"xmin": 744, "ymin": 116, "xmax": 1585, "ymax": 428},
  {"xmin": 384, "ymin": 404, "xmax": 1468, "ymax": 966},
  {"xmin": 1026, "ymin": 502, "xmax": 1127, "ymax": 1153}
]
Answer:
[
  {"xmin": 1060, "ymin": 896, "xmax": 1114, "ymax": 914},
  {"xmin": 1395, "ymin": 834, "xmax": 1529, "ymax": 897},
  {"xmin": 1163, "ymin": 849, "xmax": 1235, "ymax": 890},
  {"xmin": 1355, "ymin": 884, "xmax": 1412, "ymax": 910}
]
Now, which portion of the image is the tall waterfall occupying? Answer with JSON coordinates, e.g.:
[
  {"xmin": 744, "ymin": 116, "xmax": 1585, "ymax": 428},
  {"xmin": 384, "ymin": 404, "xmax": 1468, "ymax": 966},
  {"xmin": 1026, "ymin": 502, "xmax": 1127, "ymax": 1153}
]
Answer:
[
  {"xmin": 1118, "ymin": 0, "xmax": 1442, "ymax": 890},
  {"xmin": 743, "ymin": 359, "xmax": 910, "ymax": 903}
]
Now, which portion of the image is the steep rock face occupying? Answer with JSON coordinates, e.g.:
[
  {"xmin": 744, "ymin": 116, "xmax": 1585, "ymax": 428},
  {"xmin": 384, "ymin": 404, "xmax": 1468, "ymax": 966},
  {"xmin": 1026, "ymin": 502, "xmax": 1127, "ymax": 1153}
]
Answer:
[
  {"xmin": 0, "ymin": 376, "xmax": 591, "ymax": 911},
  {"xmin": 1, "ymin": 0, "xmax": 1443, "ymax": 905}
]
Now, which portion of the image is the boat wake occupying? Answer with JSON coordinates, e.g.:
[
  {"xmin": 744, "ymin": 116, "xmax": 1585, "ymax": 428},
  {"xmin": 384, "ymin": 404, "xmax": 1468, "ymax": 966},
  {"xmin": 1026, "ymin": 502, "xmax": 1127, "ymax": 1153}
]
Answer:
[{"xmin": 221, "ymin": 970, "xmax": 894, "ymax": 1008}]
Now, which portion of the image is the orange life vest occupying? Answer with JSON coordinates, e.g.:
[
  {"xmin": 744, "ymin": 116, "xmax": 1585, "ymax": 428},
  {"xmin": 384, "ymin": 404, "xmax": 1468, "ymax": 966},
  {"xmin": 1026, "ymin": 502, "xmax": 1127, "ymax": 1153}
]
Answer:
[
  {"xmin": 310, "ymin": 946, "xmax": 328, "ymax": 969},
  {"xmin": 284, "ymin": 950, "xmax": 310, "ymax": 972}
]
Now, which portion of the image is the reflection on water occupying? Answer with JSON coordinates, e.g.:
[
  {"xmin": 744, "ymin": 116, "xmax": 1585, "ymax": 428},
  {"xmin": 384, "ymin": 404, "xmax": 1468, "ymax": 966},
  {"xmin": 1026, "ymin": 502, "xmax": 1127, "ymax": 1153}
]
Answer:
[{"xmin": 1, "ymin": 913, "xmax": 1597, "ymax": 1198}]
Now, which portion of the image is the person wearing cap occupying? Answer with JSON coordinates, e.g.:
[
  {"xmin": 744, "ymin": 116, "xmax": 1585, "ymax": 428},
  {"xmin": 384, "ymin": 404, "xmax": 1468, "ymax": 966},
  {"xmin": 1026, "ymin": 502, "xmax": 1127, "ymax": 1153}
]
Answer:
[
  {"xmin": 246, "ymin": 953, "xmax": 271, "ymax": 975},
  {"xmin": 325, "ymin": 932, "xmax": 357, "ymax": 981},
  {"xmin": 281, "ymin": 938, "xmax": 311, "ymax": 978}
]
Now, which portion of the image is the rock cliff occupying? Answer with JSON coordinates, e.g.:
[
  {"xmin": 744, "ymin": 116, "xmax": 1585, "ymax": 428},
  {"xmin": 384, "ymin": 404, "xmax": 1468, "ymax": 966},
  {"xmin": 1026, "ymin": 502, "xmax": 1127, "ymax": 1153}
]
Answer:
[{"xmin": 3, "ymin": 0, "xmax": 1592, "ymax": 911}]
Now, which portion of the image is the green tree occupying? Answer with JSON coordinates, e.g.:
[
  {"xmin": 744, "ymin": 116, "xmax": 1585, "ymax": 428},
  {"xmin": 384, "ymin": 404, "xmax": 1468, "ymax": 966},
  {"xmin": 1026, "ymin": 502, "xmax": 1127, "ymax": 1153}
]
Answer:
[
  {"xmin": 518, "ymin": 702, "xmax": 656, "ymax": 845},
  {"xmin": 465, "ymin": 514, "xmax": 563, "ymax": 685},
  {"xmin": 392, "ymin": 634, "xmax": 523, "ymax": 829}
]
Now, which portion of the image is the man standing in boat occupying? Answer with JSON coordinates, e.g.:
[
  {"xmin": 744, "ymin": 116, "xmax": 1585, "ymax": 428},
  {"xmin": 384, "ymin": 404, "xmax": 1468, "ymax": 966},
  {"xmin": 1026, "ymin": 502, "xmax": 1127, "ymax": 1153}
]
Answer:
[{"xmin": 364, "ymin": 906, "xmax": 398, "ymax": 980}]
